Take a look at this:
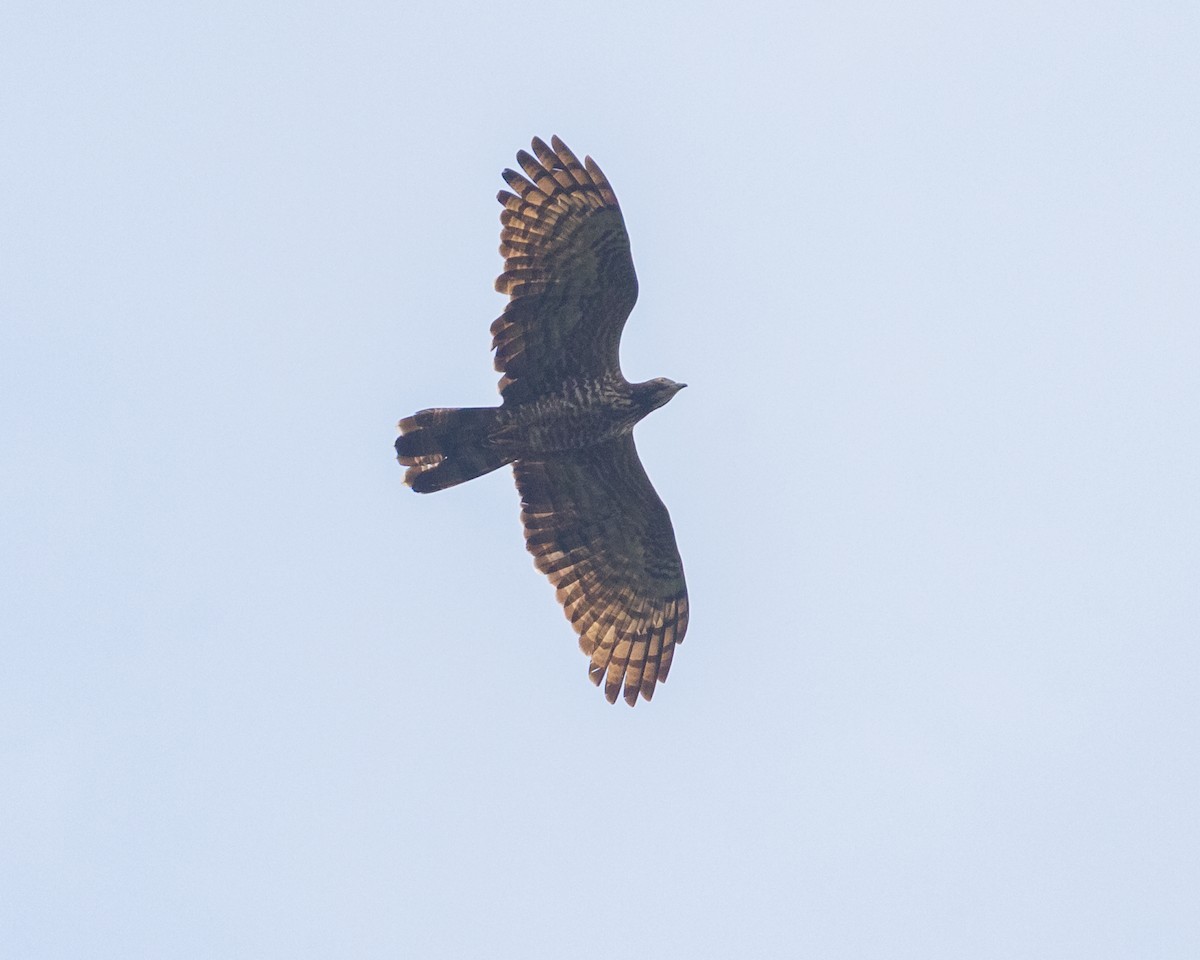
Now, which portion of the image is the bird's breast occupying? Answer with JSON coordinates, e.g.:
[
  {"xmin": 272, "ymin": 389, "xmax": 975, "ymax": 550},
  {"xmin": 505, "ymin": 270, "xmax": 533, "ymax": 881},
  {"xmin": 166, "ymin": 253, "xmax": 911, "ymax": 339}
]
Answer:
[{"xmin": 493, "ymin": 379, "xmax": 640, "ymax": 456}]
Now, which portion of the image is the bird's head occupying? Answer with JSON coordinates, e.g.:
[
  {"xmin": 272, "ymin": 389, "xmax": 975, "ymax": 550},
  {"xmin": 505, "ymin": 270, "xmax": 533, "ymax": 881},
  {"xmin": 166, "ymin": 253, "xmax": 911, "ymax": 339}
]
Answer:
[{"xmin": 639, "ymin": 377, "xmax": 687, "ymax": 412}]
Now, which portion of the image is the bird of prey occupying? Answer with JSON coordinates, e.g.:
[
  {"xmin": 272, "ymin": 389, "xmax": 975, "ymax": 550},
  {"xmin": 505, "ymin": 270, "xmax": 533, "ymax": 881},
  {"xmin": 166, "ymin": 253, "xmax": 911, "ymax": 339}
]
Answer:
[{"xmin": 395, "ymin": 136, "xmax": 688, "ymax": 706}]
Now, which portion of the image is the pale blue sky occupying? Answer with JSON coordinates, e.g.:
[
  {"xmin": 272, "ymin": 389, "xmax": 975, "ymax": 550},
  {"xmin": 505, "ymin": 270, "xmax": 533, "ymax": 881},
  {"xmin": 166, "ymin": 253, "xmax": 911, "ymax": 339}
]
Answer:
[{"xmin": 3, "ymin": 2, "xmax": 1198, "ymax": 957}]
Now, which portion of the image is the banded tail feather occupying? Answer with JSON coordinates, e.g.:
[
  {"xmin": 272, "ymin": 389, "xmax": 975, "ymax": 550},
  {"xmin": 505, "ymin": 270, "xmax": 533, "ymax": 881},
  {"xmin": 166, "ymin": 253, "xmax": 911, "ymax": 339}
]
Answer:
[{"xmin": 395, "ymin": 407, "xmax": 510, "ymax": 493}]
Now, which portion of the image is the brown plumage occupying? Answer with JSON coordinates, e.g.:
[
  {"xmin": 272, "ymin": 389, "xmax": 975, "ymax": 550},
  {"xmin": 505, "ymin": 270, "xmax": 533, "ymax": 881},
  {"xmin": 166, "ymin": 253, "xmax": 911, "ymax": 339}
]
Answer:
[{"xmin": 395, "ymin": 136, "xmax": 688, "ymax": 706}]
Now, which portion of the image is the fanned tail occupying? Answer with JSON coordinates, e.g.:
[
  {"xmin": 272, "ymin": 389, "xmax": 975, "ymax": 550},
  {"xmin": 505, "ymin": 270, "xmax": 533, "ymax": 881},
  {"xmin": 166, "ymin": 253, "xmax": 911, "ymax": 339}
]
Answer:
[{"xmin": 395, "ymin": 407, "xmax": 509, "ymax": 493}]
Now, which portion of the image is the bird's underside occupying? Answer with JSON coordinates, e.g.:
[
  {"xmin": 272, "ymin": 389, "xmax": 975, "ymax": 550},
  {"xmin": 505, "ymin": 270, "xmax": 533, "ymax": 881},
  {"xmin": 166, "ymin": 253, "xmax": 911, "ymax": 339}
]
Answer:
[{"xmin": 395, "ymin": 136, "xmax": 688, "ymax": 706}]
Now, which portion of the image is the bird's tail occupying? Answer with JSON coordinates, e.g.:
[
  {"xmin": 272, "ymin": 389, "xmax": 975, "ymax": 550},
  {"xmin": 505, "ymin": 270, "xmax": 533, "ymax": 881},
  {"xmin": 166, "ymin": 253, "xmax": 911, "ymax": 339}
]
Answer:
[{"xmin": 395, "ymin": 407, "xmax": 510, "ymax": 493}]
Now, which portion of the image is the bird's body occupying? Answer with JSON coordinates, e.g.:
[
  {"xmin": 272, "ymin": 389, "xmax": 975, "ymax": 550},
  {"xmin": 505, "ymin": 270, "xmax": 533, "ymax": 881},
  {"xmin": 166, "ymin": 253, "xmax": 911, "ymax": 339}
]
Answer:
[
  {"xmin": 396, "ymin": 136, "xmax": 688, "ymax": 705},
  {"xmin": 492, "ymin": 375, "xmax": 681, "ymax": 456}
]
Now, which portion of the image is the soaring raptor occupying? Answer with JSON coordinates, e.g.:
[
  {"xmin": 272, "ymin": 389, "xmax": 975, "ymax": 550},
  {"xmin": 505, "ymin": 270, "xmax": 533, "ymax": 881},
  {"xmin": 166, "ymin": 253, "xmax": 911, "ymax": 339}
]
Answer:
[{"xmin": 395, "ymin": 136, "xmax": 688, "ymax": 706}]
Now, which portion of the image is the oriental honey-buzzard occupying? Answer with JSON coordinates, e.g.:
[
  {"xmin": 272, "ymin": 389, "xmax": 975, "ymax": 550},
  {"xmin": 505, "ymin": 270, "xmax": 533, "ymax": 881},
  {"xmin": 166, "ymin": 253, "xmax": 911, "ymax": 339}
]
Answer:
[{"xmin": 395, "ymin": 136, "xmax": 688, "ymax": 706}]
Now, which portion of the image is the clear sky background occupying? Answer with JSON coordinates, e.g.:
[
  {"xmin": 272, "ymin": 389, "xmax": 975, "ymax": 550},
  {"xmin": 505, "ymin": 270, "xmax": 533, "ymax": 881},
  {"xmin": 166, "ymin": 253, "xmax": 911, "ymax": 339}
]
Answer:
[{"xmin": 3, "ymin": 2, "xmax": 1197, "ymax": 957}]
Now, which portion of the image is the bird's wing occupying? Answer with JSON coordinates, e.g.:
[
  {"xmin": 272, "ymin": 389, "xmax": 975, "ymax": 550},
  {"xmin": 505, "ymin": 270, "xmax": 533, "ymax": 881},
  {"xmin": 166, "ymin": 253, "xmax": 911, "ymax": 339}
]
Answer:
[
  {"xmin": 492, "ymin": 136, "xmax": 638, "ymax": 405},
  {"xmin": 513, "ymin": 436, "xmax": 688, "ymax": 705}
]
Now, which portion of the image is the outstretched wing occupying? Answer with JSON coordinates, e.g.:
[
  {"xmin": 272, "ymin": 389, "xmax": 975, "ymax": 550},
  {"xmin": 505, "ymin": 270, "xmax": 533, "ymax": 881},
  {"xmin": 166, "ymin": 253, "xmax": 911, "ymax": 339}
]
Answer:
[
  {"xmin": 491, "ymin": 136, "xmax": 638, "ymax": 405},
  {"xmin": 514, "ymin": 437, "xmax": 688, "ymax": 706}
]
